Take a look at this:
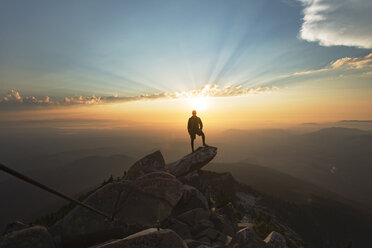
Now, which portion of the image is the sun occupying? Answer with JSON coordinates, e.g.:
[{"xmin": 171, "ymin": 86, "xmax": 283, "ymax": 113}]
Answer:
[{"xmin": 190, "ymin": 97, "xmax": 208, "ymax": 111}]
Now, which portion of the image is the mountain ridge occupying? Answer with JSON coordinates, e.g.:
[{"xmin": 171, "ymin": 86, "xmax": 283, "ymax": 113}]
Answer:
[{"xmin": 2, "ymin": 146, "xmax": 370, "ymax": 248}]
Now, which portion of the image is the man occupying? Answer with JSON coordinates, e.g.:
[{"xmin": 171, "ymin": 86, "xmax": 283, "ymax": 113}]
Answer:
[{"xmin": 188, "ymin": 110, "xmax": 208, "ymax": 152}]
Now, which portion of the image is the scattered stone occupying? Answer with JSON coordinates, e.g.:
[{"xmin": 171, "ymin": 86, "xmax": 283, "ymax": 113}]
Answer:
[
  {"xmin": 166, "ymin": 146, "xmax": 217, "ymax": 177},
  {"xmin": 125, "ymin": 151, "xmax": 166, "ymax": 180},
  {"xmin": 91, "ymin": 228, "xmax": 188, "ymax": 248},
  {"xmin": 0, "ymin": 225, "xmax": 56, "ymax": 248},
  {"xmin": 264, "ymin": 231, "xmax": 287, "ymax": 248},
  {"xmin": 232, "ymin": 227, "xmax": 267, "ymax": 248}
]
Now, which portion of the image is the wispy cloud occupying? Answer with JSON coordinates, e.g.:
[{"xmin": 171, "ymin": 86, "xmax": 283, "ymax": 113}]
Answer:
[
  {"xmin": 0, "ymin": 90, "xmax": 102, "ymax": 106},
  {"xmin": 0, "ymin": 85, "xmax": 276, "ymax": 108},
  {"xmin": 299, "ymin": 0, "xmax": 372, "ymax": 49},
  {"xmin": 292, "ymin": 68, "xmax": 329, "ymax": 76},
  {"xmin": 292, "ymin": 53, "xmax": 372, "ymax": 75},
  {"xmin": 330, "ymin": 53, "xmax": 372, "ymax": 69}
]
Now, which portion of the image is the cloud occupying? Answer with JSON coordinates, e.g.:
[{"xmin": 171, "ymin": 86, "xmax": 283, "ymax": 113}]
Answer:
[
  {"xmin": 299, "ymin": 0, "xmax": 372, "ymax": 49},
  {"xmin": 0, "ymin": 84, "xmax": 276, "ymax": 108},
  {"xmin": 330, "ymin": 53, "xmax": 372, "ymax": 69},
  {"xmin": 102, "ymin": 84, "xmax": 276, "ymax": 103},
  {"xmin": 0, "ymin": 90, "xmax": 103, "ymax": 106},
  {"xmin": 0, "ymin": 90, "xmax": 53, "ymax": 105},
  {"xmin": 292, "ymin": 68, "xmax": 329, "ymax": 76},
  {"xmin": 292, "ymin": 53, "xmax": 372, "ymax": 75},
  {"xmin": 98, "ymin": 84, "xmax": 276, "ymax": 103},
  {"xmin": 62, "ymin": 95, "xmax": 102, "ymax": 105}
]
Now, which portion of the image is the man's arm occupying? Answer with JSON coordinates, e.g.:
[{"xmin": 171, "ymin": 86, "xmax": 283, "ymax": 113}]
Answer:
[{"xmin": 199, "ymin": 118, "xmax": 203, "ymax": 130}]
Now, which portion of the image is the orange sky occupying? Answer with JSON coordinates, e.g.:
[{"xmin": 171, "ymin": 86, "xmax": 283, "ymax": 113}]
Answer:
[{"xmin": 2, "ymin": 82, "xmax": 371, "ymax": 133}]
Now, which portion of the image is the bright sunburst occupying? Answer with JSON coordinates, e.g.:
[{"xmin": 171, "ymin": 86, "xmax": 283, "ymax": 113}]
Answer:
[{"xmin": 190, "ymin": 97, "xmax": 208, "ymax": 111}]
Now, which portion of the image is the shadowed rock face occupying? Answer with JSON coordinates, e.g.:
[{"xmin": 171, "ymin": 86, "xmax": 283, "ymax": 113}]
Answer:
[
  {"xmin": 125, "ymin": 151, "xmax": 166, "ymax": 180},
  {"xmin": 91, "ymin": 228, "xmax": 188, "ymax": 248},
  {"xmin": 61, "ymin": 172, "xmax": 183, "ymax": 247},
  {"xmin": 166, "ymin": 146, "xmax": 217, "ymax": 177},
  {"xmin": 171, "ymin": 185, "xmax": 209, "ymax": 217},
  {"xmin": 0, "ymin": 226, "xmax": 55, "ymax": 248}
]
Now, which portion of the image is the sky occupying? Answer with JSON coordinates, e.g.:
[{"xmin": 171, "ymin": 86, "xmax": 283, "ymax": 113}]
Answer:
[{"xmin": 0, "ymin": 0, "xmax": 371, "ymax": 131}]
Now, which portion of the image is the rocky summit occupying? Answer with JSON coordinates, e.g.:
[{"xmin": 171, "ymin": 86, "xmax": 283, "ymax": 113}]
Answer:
[
  {"xmin": 166, "ymin": 146, "xmax": 217, "ymax": 177},
  {"xmin": 0, "ymin": 146, "xmax": 298, "ymax": 248}
]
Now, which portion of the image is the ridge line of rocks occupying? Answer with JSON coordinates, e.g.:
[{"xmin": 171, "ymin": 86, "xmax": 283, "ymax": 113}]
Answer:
[{"xmin": 1, "ymin": 146, "xmax": 291, "ymax": 248}]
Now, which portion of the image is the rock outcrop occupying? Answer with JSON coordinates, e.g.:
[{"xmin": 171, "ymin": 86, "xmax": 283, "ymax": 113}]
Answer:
[
  {"xmin": 125, "ymin": 150, "xmax": 166, "ymax": 180},
  {"xmin": 1, "ymin": 145, "xmax": 296, "ymax": 248},
  {"xmin": 61, "ymin": 171, "xmax": 183, "ymax": 247},
  {"xmin": 166, "ymin": 146, "xmax": 217, "ymax": 177},
  {"xmin": 0, "ymin": 225, "xmax": 55, "ymax": 248}
]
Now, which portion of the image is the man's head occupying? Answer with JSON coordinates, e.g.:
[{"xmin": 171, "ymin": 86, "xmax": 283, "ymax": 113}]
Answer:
[{"xmin": 192, "ymin": 110, "xmax": 197, "ymax": 116}]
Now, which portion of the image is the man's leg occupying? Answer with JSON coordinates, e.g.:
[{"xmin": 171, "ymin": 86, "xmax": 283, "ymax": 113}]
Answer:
[
  {"xmin": 190, "ymin": 134, "xmax": 195, "ymax": 152},
  {"xmin": 201, "ymin": 131, "xmax": 207, "ymax": 146}
]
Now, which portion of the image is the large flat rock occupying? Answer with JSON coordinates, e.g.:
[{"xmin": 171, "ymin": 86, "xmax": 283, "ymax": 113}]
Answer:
[
  {"xmin": 166, "ymin": 146, "xmax": 217, "ymax": 177},
  {"xmin": 91, "ymin": 228, "xmax": 188, "ymax": 248},
  {"xmin": 61, "ymin": 172, "xmax": 183, "ymax": 247}
]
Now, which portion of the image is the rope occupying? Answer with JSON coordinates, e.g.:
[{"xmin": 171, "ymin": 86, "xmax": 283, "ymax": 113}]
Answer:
[{"xmin": 0, "ymin": 163, "xmax": 113, "ymax": 221}]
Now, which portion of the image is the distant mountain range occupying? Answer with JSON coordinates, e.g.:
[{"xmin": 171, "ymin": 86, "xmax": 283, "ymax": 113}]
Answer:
[
  {"xmin": 205, "ymin": 161, "xmax": 372, "ymax": 248},
  {"xmin": 214, "ymin": 127, "xmax": 372, "ymax": 208}
]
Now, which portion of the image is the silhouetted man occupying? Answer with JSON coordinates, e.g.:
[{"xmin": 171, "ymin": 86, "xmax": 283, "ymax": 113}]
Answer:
[{"xmin": 188, "ymin": 110, "xmax": 207, "ymax": 152}]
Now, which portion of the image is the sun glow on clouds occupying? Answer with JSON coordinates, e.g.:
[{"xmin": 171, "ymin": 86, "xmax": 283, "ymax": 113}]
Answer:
[
  {"xmin": 291, "ymin": 53, "xmax": 372, "ymax": 76},
  {"xmin": 0, "ymin": 84, "xmax": 275, "ymax": 108}
]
